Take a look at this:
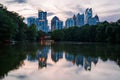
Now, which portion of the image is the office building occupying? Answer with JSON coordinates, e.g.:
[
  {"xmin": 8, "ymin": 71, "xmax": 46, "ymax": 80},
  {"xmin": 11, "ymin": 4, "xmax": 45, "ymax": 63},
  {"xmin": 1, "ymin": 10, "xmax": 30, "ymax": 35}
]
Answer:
[
  {"xmin": 76, "ymin": 13, "xmax": 84, "ymax": 27},
  {"xmin": 65, "ymin": 18, "xmax": 75, "ymax": 28},
  {"xmin": 85, "ymin": 8, "xmax": 99, "ymax": 25},
  {"xmin": 27, "ymin": 17, "xmax": 36, "ymax": 26},
  {"xmin": 51, "ymin": 16, "xmax": 63, "ymax": 31}
]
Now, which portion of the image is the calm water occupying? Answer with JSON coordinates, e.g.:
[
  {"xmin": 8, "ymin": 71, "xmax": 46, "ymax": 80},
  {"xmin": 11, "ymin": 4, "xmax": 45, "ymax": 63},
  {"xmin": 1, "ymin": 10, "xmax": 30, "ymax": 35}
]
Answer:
[{"xmin": 0, "ymin": 41, "xmax": 120, "ymax": 80}]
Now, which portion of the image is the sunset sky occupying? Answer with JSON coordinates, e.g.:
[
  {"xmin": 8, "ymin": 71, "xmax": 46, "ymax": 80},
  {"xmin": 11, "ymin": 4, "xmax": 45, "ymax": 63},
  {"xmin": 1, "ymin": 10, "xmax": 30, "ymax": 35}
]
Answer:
[{"xmin": 1, "ymin": 0, "xmax": 120, "ymax": 23}]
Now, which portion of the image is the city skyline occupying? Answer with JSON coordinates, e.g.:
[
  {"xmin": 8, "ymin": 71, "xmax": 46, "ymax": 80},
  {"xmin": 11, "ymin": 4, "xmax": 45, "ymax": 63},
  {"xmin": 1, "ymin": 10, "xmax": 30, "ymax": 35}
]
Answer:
[
  {"xmin": 27, "ymin": 8, "xmax": 99, "ymax": 31},
  {"xmin": 1, "ymin": 0, "xmax": 120, "ymax": 24}
]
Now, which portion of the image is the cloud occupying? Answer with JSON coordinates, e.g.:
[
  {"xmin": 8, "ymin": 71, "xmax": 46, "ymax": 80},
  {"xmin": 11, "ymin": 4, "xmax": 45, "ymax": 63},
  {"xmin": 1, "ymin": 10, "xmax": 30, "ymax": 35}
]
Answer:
[
  {"xmin": 1, "ymin": 0, "xmax": 120, "ymax": 23},
  {"xmin": 4, "ymin": 59, "xmax": 120, "ymax": 80},
  {"xmin": 63, "ymin": 11, "xmax": 75, "ymax": 18},
  {"xmin": 9, "ymin": 74, "xmax": 27, "ymax": 79},
  {"xmin": 100, "ymin": 13, "xmax": 120, "ymax": 22},
  {"xmin": 6, "ymin": 0, "xmax": 26, "ymax": 3},
  {"xmin": 16, "ymin": 0, "xmax": 26, "ymax": 3},
  {"xmin": 47, "ymin": 12, "xmax": 55, "ymax": 17}
]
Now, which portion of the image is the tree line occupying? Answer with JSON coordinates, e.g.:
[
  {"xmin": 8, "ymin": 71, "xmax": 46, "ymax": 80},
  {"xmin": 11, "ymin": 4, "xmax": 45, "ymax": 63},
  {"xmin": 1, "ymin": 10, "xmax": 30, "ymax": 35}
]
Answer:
[
  {"xmin": 51, "ymin": 20, "xmax": 120, "ymax": 43},
  {"xmin": 0, "ymin": 4, "xmax": 46, "ymax": 43}
]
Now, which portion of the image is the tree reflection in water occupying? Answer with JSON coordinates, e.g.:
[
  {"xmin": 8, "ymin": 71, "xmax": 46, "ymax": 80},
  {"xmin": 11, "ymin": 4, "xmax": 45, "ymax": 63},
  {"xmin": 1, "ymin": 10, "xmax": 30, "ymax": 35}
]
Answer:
[
  {"xmin": 26, "ymin": 43, "xmax": 120, "ymax": 70},
  {"xmin": 0, "ymin": 42, "xmax": 120, "ymax": 79}
]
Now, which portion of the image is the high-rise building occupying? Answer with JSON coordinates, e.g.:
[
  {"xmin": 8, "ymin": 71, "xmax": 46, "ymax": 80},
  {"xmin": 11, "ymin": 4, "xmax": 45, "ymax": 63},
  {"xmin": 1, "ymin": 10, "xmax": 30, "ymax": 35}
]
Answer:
[
  {"xmin": 56, "ymin": 20, "xmax": 63, "ymax": 30},
  {"xmin": 27, "ymin": 17, "xmax": 36, "ymax": 26},
  {"xmin": 85, "ymin": 8, "xmax": 93, "ymax": 24},
  {"xmin": 76, "ymin": 13, "xmax": 84, "ymax": 27},
  {"xmin": 37, "ymin": 10, "xmax": 49, "ymax": 32},
  {"xmin": 51, "ymin": 16, "xmax": 63, "ymax": 31},
  {"xmin": 38, "ymin": 10, "xmax": 47, "ymax": 20},
  {"xmin": 73, "ymin": 15, "xmax": 77, "ymax": 26},
  {"xmin": 88, "ymin": 15, "xmax": 99, "ymax": 25},
  {"xmin": 94, "ymin": 15, "xmax": 99, "ymax": 23},
  {"xmin": 51, "ymin": 16, "xmax": 59, "ymax": 31},
  {"xmin": 65, "ymin": 18, "xmax": 75, "ymax": 28},
  {"xmin": 27, "ymin": 10, "xmax": 49, "ymax": 32},
  {"xmin": 84, "ymin": 8, "xmax": 99, "ymax": 25}
]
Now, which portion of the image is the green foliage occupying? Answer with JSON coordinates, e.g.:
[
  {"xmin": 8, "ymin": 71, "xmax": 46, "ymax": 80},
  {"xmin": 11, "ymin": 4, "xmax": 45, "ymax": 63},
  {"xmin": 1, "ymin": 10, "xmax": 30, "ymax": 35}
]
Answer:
[
  {"xmin": 51, "ymin": 30, "xmax": 64, "ymax": 41},
  {"xmin": 0, "ymin": 5, "xmax": 17, "ymax": 41},
  {"xmin": 51, "ymin": 20, "xmax": 120, "ymax": 43},
  {"xmin": 26, "ymin": 24, "xmax": 37, "ymax": 41},
  {"xmin": 0, "ymin": 4, "xmax": 27, "ymax": 42},
  {"xmin": 0, "ymin": 4, "xmax": 47, "ymax": 42},
  {"xmin": 36, "ymin": 30, "xmax": 46, "ymax": 40}
]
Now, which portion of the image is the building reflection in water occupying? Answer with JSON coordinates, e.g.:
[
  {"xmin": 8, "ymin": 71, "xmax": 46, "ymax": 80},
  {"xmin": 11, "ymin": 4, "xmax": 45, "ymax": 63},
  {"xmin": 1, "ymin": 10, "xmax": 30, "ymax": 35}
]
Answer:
[
  {"xmin": 26, "ymin": 46, "xmax": 100, "ymax": 71},
  {"xmin": 1, "ymin": 43, "xmax": 120, "ymax": 80},
  {"xmin": 85, "ymin": 57, "xmax": 98, "ymax": 71},
  {"xmin": 37, "ymin": 47, "xmax": 49, "ymax": 68},
  {"xmin": 65, "ymin": 53, "xmax": 98, "ymax": 71},
  {"xmin": 65, "ymin": 53, "xmax": 76, "ymax": 64},
  {"xmin": 27, "ymin": 54, "xmax": 37, "ymax": 61},
  {"xmin": 51, "ymin": 49, "xmax": 63, "ymax": 62},
  {"xmin": 27, "ymin": 46, "xmax": 49, "ymax": 68}
]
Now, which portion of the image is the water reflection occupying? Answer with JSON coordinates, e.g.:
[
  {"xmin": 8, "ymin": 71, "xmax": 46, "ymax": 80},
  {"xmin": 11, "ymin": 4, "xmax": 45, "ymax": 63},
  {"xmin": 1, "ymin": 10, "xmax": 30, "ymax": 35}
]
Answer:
[
  {"xmin": 0, "ymin": 44, "xmax": 26, "ymax": 79},
  {"xmin": 0, "ymin": 42, "xmax": 120, "ymax": 80},
  {"xmin": 51, "ymin": 43, "xmax": 120, "ymax": 67},
  {"xmin": 25, "ymin": 43, "xmax": 120, "ymax": 71},
  {"xmin": 65, "ymin": 53, "xmax": 98, "ymax": 71}
]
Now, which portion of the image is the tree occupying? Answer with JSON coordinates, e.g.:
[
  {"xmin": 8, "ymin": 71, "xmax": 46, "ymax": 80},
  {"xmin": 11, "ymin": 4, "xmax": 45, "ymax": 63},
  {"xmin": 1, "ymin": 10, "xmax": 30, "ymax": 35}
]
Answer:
[
  {"xmin": 36, "ymin": 30, "xmax": 46, "ymax": 40},
  {"xmin": 51, "ymin": 30, "xmax": 64, "ymax": 41},
  {"xmin": 0, "ymin": 9, "xmax": 17, "ymax": 41},
  {"xmin": 26, "ymin": 24, "xmax": 37, "ymax": 41},
  {"xmin": 0, "ymin": 4, "xmax": 28, "ymax": 42}
]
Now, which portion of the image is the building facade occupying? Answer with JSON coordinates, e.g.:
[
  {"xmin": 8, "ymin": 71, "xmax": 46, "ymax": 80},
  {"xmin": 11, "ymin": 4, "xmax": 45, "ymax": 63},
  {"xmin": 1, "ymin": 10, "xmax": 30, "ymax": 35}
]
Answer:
[
  {"xmin": 27, "ymin": 10, "xmax": 49, "ymax": 32},
  {"xmin": 76, "ymin": 13, "xmax": 84, "ymax": 27},
  {"xmin": 85, "ymin": 8, "xmax": 92, "ymax": 24},
  {"xmin": 51, "ymin": 16, "xmax": 63, "ymax": 31},
  {"xmin": 85, "ymin": 8, "xmax": 99, "ymax": 25},
  {"xmin": 27, "ymin": 17, "xmax": 36, "ymax": 26},
  {"xmin": 65, "ymin": 18, "xmax": 75, "ymax": 28},
  {"xmin": 73, "ymin": 15, "xmax": 77, "ymax": 26},
  {"xmin": 37, "ymin": 10, "xmax": 49, "ymax": 32}
]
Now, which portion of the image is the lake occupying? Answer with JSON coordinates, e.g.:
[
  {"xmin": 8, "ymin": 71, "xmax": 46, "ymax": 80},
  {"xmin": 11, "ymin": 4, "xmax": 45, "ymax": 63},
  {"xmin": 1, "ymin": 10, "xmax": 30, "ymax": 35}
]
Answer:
[{"xmin": 0, "ymin": 41, "xmax": 120, "ymax": 80}]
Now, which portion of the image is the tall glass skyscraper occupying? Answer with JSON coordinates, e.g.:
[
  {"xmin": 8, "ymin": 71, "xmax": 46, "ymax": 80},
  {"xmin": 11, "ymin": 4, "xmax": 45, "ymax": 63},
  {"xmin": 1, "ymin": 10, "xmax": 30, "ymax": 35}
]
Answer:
[
  {"xmin": 38, "ymin": 10, "xmax": 47, "ymax": 20},
  {"xmin": 84, "ymin": 8, "xmax": 99, "ymax": 25},
  {"xmin": 65, "ymin": 18, "xmax": 75, "ymax": 28},
  {"xmin": 51, "ymin": 16, "xmax": 63, "ymax": 31},
  {"xmin": 37, "ymin": 10, "xmax": 49, "ymax": 32},
  {"xmin": 85, "ymin": 8, "xmax": 93, "ymax": 24},
  {"xmin": 27, "ymin": 17, "xmax": 36, "ymax": 26},
  {"xmin": 27, "ymin": 10, "xmax": 49, "ymax": 32},
  {"xmin": 76, "ymin": 13, "xmax": 84, "ymax": 27}
]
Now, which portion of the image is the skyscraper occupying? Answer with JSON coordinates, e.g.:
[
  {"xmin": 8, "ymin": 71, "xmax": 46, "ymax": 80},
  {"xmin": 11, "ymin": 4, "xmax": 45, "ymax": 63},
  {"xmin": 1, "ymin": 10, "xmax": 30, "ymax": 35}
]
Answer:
[
  {"xmin": 51, "ymin": 16, "xmax": 63, "ymax": 31},
  {"xmin": 94, "ymin": 15, "xmax": 99, "ymax": 23},
  {"xmin": 73, "ymin": 15, "xmax": 77, "ymax": 26},
  {"xmin": 38, "ymin": 10, "xmax": 47, "ymax": 20},
  {"xmin": 85, "ymin": 8, "xmax": 93, "ymax": 24},
  {"xmin": 55, "ymin": 20, "xmax": 63, "ymax": 30},
  {"xmin": 27, "ymin": 10, "xmax": 49, "ymax": 32},
  {"xmin": 76, "ymin": 13, "xmax": 84, "ymax": 27},
  {"xmin": 84, "ymin": 8, "xmax": 99, "ymax": 25},
  {"xmin": 51, "ymin": 16, "xmax": 59, "ymax": 31},
  {"xmin": 37, "ymin": 10, "xmax": 49, "ymax": 32},
  {"xmin": 65, "ymin": 18, "xmax": 75, "ymax": 28},
  {"xmin": 27, "ymin": 17, "xmax": 36, "ymax": 26}
]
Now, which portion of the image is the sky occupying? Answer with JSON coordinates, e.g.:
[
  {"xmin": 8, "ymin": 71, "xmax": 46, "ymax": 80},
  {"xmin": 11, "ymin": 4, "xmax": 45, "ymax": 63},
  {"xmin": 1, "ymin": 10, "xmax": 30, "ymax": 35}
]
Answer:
[
  {"xmin": 1, "ymin": 0, "xmax": 120, "ymax": 24},
  {"xmin": 3, "ymin": 57, "xmax": 120, "ymax": 80}
]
